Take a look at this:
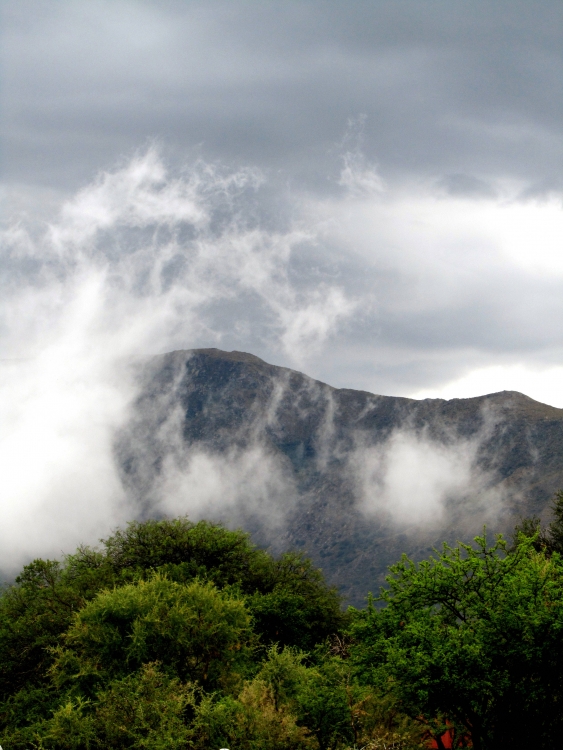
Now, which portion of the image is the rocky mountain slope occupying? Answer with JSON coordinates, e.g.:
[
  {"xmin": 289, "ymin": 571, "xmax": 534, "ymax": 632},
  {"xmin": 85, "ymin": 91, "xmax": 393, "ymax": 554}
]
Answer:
[{"xmin": 117, "ymin": 348, "xmax": 563, "ymax": 605}]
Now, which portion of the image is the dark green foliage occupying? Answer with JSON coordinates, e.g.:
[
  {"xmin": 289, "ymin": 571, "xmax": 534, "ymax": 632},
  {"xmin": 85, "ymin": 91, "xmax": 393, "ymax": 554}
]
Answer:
[
  {"xmin": 0, "ymin": 557, "xmax": 104, "ymax": 745},
  {"xmin": 97, "ymin": 518, "xmax": 345, "ymax": 650},
  {"xmin": 9, "ymin": 509, "xmax": 563, "ymax": 748},
  {"xmin": 100, "ymin": 517, "xmax": 272, "ymax": 590},
  {"xmin": 294, "ymin": 657, "xmax": 354, "ymax": 750},
  {"xmin": 0, "ymin": 517, "xmax": 343, "ymax": 709},
  {"xmin": 548, "ymin": 489, "xmax": 563, "ymax": 552},
  {"xmin": 53, "ymin": 576, "xmax": 253, "ymax": 691},
  {"xmin": 512, "ymin": 489, "xmax": 563, "ymax": 555},
  {"xmin": 511, "ymin": 514, "xmax": 549, "ymax": 553},
  {"xmin": 0, "ymin": 517, "xmax": 357, "ymax": 749},
  {"xmin": 247, "ymin": 552, "xmax": 345, "ymax": 651},
  {"xmin": 41, "ymin": 663, "xmax": 192, "ymax": 750},
  {"xmin": 19, "ymin": 510, "xmax": 563, "ymax": 748},
  {"xmin": 0, "ymin": 560, "xmax": 84, "ymax": 702}
]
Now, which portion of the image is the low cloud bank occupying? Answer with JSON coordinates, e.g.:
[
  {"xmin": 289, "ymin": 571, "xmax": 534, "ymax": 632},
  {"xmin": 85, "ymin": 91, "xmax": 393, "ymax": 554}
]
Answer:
[
  {"xmin": 0, "ymin": 143, "xmax": 545, "ymax": 574},
  {"xmin": 0, "ymin": 149, "xmax": 352, "ymax": 573}
]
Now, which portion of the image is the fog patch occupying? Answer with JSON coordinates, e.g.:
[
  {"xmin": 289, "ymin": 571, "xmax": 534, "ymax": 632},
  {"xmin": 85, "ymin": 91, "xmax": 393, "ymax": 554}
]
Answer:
[
  {"xmin": 0, "ymin": 148, "xmax": 353, "ymax": 573},
  {"xmin": 156, "ymin": 446, "xmax": 297, "ymax": 531},
  {"xmin": 117, "ymin": 360, "xmax": 300, "ymax": 533},
  {"xmin": 352, "ymin": 426, "xmax": 505, "ymax": 529}
]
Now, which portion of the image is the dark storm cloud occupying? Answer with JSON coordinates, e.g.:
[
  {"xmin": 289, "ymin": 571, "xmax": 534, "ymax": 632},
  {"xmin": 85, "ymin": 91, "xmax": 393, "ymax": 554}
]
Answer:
[{"xmin": 2, "ymin": 0, "xmax": 562, "ymax": 191}]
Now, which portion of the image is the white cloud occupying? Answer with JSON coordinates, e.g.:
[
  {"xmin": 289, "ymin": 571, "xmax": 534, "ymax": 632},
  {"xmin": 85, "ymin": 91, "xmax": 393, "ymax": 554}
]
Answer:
[
  {"xmin": 353, "ymin": 428, "xmax": 499, "ymax": 528},
  {"xmin": 0, "ymin": 148, "xmax": 354, "ymax": 571},
  {"xmin": 412, "ymin": 363, "xmax": 563, "ymax": 409},
  {"xmin": 1, "ymin": 141, "xmax": 562, "ymax": 572},
  {"xmin": 157, "ymin": 446, "xmax": 296, "ymax": 530}
]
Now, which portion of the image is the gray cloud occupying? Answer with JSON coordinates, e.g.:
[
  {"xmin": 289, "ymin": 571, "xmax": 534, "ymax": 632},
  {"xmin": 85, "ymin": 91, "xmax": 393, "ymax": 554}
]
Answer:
[{"xmin": 2, "ymin": 1, "xmax": 562, "ymax": 191}]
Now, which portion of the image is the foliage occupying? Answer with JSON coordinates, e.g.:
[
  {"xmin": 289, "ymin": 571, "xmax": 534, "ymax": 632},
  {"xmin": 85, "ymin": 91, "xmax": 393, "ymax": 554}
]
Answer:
[
  {"xmin": 512, "ymin": 489, "xmax": 563, "ymax": 555},
  {"xmin": 295, "ymin": 656, "xmax": 354, "ymax": 750},
  {"xmin": 88, "ymin": 517, "xmax": 344, "ymax": 649},
  {"xmin": 39, "ymin": 663, "xmax": 192, "ymax": 750},
  {"xmin": 189, "ymin": 680, "xmax": 310, "ymax": 750},
  {"xmin": 52, "ymin": 576, "xmax": 253, "ymax": 691},
  {"xmin": 0, "ymin": 560, "xmax": 85, "ymax": 702},
  {"xmin": 350, "ymin": 532, "xmax": 563, "ymax": 750},
  {"xmin": 12, "ymin": 511, "xmax": 563, "ymax": 749},
  {"xmin": 188, "ymin": 644, "xmax": 422, "ymax": 750},
  {"xmin": 549, "ymin": 489, "xmax": 563, "ymax": 552},
  {"xmin": 0, "ymin": 517, "xmax": 357, "ymax": 749},
  {"xmin": 247, "ymin": 552, "xmax": 345, "ymax": 651},
  {"xmin": 99, "ymin": 517, "xmax": 272, "ymax": 590}
]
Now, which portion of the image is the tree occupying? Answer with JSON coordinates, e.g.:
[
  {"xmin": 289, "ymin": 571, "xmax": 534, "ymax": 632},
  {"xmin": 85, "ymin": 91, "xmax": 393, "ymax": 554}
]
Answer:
[
  {"xmin": 295, "ymin": 656, "xmax": 354, "ymax": 750},
  {"xmin": 547, "ymin": 489, "xmax": 563, "ymax": 553},
  {"xmin": 99, "ymin": 518, "xmax": 272, "ymax": 591},
  {"xmin": 39, "ymin": 664, "xmax": 191, "ymax": 750},
  {"xmin": 247, "ymin": 552, "xmax": 345, "ymax": 651},
  {"xmin": 52, "ymin": 575, "xmax": 253, "ymax": 692},
  {"xmin": 0, "ymin": 516, "xmax": 346, "ymax": 747},
  {"xmin": 350, "ymin": 533, "xmax": 563, "ymax": 750},
  {"xmin": 91, "ymin": 518, "xmax": 345, "ymax": 649},
  {"xmin": 511, "ymin": 489, "xmax": 563, "ymax": 555}
]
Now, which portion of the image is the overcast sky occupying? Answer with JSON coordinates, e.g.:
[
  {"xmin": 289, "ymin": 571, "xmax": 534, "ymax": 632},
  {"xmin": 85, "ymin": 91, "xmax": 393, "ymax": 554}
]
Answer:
[{"xmin": 2, "ymin": 0, "xmax": 563, "ymax": 405}]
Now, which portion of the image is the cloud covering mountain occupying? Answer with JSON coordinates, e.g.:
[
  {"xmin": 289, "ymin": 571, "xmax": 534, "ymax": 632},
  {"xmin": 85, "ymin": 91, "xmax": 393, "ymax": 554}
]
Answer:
[
  {"xmin": 1, "ymin": 2, "xmax": 562, "ymax": 578},
  {"xmin": 117, "ymin": 347, "xmax": 563, "ymax": 604},
  {"xmin": 2, "ymin": 0, "xmax": 563, "ymax": 401}
]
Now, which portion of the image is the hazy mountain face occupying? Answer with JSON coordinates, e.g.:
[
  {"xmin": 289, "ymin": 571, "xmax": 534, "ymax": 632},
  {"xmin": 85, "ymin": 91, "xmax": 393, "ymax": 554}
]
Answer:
[{"xmin": 117, "ymin": 348, "xmax": 563, "ymax": 604}]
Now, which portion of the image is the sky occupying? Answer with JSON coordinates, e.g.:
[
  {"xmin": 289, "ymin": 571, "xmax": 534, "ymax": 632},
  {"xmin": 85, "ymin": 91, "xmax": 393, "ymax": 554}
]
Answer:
[
  {"xmin": 0, "ymin": 1, "xmax": 563, "ymax": 567},
  {"xmin": 2, "ymin": 0, "xmax": 563, "ymax": 403}
]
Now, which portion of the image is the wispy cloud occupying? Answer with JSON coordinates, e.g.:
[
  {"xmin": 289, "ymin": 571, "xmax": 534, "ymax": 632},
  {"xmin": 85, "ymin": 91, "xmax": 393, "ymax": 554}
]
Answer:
[{"xmin": 0, "ymin": 148, "xmax": 353, "ymax": 572}]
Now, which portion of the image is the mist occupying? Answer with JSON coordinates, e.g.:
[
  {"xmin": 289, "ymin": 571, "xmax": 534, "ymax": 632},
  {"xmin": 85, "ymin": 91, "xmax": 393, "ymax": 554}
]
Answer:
[
  {"xmin": 0, "ymin": 143, "xmax": 555, "ymax": 575},
  {"xmin": 352, "ymin": 426, "xmax": 504, "ymax": 529},
  {"xmin": 0, "ymin": 148, "xmax": 352, "ymax": 573}
]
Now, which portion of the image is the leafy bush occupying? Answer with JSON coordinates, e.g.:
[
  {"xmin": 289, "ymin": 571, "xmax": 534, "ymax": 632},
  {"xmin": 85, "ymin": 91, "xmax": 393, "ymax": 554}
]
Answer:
[
  {"xmin": 0, "ymin": 517, "xmax": 353, "ymax": 749},
  {"xmin": 14, "ymin": 512, "xmax": 563, "ymax": 748}
]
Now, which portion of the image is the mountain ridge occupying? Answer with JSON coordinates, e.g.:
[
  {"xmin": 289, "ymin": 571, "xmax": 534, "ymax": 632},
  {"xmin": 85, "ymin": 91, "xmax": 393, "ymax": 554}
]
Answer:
[
  {"xmin": 117, "ymin": 348, "xmax": 563, "ymax": 604},
  {"xmin": 175, "ymin": 347, "xmax": 563, "ymax": 417}
]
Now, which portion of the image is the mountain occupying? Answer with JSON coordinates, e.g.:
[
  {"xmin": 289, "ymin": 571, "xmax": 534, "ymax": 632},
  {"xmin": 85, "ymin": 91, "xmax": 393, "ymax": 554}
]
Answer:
[{"xmin": 116, "ymin": 348, "xmax": 563, "ymax": 605}]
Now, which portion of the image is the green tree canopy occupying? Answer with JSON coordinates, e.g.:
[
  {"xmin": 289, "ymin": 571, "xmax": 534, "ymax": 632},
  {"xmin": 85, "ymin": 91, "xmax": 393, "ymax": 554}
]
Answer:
[
  {"xmin": 350, "ymin": 533, "xmax": 563, "ymax": 750},
  {"xmin": 0, "ymin": 516, "xmax": 351, "ymax": 749},
  {"xmin": 72, "ymin": 517, "xmax": 345, "ymax": 650},
  {"xmin": 512, "ymin": 489, "xmax": 563, "ymax": 555},
  {"xmin": 53, "ymin": 575, "xmax": 253, "ymax": 691},
  {"xmin": 39, "ymin": 663, "xmax": 192, "ymax": 750}
]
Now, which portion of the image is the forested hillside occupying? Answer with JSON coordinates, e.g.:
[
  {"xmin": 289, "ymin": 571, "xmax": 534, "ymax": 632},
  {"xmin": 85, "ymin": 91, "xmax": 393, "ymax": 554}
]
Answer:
[{"xmin": 2, "ymin": 509, "xmax": 563, "ymax": 749}]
